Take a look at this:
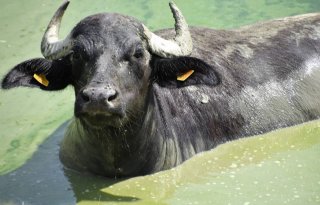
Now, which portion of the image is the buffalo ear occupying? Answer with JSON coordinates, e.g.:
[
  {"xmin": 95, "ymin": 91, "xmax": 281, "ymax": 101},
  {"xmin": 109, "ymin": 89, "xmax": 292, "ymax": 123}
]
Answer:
[
  {"xmin": 151, "ymin": 56, "xmax": 220, "ymax": 88},
  {"xmin": 1, "ymin": 58, "xmax": 72, "ymax": 91}
]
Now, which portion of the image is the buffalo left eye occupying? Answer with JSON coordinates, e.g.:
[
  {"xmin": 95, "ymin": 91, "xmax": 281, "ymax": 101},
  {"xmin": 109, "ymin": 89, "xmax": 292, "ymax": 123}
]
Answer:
[{"xmin": 133, "ymin": 49, "xmax": 144, "ymax": 59}]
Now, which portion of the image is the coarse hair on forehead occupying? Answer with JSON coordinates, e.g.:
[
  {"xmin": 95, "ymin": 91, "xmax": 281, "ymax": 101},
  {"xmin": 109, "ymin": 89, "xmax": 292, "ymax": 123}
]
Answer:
[{"xmin": 71, "ymin": 13, "xmax": 143, "ymax": 39}]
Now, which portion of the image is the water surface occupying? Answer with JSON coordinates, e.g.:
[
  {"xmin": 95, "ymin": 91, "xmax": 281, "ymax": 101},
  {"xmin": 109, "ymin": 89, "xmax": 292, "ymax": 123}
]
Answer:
[{"xmin": 0, "ymin": 0, "xmax": 319, "ymax": 204}]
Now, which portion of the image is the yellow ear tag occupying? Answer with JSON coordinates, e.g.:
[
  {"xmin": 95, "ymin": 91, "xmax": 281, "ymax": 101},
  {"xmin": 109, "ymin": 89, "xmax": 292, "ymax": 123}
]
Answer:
[
  {"xmin": 33, "ymin": 74, "xmax": 49, "ymax": 87},
  {"xmin": 177, "ymin": 70, "xmax": 194, "ymax": 81}
]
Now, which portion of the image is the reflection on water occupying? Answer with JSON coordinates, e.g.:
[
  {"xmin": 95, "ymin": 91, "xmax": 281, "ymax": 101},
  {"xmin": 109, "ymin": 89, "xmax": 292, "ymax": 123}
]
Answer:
[
  {"xmin": 0, "ymin": 0, "xmax": 320, "ymax": 204},
  {"xmin": 0, "ymin": 122, "xmax": 126, "ymax": 205},
  {"xmin": 0, "ymin": 122, "xmax": 74, "ymax": 205}
]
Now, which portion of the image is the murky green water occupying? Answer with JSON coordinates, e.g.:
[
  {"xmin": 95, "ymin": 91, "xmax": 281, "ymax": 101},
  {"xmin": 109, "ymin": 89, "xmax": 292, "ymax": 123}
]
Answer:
[{"xmin": 0, "ymin": 0, "xmax": 319, "ymax": 204}]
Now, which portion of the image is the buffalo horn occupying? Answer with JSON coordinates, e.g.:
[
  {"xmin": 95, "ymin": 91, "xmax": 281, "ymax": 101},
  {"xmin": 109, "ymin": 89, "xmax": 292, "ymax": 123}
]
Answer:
[
  {"xmin": 41, "ymin": 0, "xmax": 72, "ymax": 60},
  {"xmin": 143, "ymin": 2, "xmax": 193, "ymax": 58}
]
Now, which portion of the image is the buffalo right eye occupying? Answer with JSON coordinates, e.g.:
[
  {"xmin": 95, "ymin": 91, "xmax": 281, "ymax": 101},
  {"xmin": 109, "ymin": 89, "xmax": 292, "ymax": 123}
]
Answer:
[{"xmin": 71, "ymin": 51, "xmax": 81, "ymax": 62}]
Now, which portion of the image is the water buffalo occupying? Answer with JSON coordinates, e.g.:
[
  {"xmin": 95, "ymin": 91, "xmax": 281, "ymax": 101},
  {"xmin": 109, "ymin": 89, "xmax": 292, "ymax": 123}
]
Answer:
[{"xmin": 2, "ymin": 1, "xmax": 320, "ymax": 177}]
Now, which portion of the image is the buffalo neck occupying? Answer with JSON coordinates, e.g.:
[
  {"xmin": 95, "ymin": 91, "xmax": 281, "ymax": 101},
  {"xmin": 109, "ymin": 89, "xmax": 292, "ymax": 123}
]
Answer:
[{"xmin": 60, "ymin": 83, "xmax": 221, "ymax": 177}]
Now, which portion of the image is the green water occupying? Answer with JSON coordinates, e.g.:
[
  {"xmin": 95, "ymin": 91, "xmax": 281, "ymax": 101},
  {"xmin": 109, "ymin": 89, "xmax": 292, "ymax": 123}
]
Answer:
[{"xmin": 0, "ymin": 0, "xmax": 319, "ymax": 204}]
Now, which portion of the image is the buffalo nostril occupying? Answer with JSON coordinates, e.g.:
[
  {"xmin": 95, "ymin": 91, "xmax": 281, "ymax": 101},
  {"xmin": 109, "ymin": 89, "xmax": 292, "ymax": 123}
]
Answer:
[
  {"xmin": 107, "ymin": 91, "xmax": 118, "ymax": 102},
  {"xmin": 81, "ymin": 89, "xmax": 90, "ymax": 102}
]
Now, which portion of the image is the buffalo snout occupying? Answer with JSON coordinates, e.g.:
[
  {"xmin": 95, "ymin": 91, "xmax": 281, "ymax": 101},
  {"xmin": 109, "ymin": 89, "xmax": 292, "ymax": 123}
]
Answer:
[
  {"xmin": 75, "ymin": 85, "xmax": 123, "ymax": 118},
  {"xmin": 82, "ymin": 86, "xmax": 118, "ymax": 104}
]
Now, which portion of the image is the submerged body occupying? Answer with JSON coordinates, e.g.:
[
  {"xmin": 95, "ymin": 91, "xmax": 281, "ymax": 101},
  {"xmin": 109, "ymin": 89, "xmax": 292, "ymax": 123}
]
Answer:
[
  {"xmin": 62, "ymin": 16, "xmax": 320, "ymax": 176},
  {"xmin": 2, "ymin": 1, "xmax": 320, "ymax": 177}
]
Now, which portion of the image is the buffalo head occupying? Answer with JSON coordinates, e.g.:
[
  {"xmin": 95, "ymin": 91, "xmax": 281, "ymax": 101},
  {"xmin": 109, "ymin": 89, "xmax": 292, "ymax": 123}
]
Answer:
[{"xmin": 1, "ymin": 1, "xmax": 205, "ymax": 128}]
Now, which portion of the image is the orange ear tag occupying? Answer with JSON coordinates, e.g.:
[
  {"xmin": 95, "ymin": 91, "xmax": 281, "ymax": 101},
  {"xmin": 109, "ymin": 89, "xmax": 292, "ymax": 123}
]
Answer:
[
  {"xmin": 177, "ymin": 70, "xmax": 194, "ymax": 81},
  {"xmin": 33, "ymin": 74, "xmax": 49, "ymax": 87}
]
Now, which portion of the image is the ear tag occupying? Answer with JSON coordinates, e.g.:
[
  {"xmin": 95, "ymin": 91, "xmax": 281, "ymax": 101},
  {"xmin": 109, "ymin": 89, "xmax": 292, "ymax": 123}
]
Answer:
[
  {"xmin": 177, "ymin": 70, "xmax": 194, "ymax": 81},
  {"xmin": 33, "ymin": 74, "xmax": 49, "ymax": 87}
]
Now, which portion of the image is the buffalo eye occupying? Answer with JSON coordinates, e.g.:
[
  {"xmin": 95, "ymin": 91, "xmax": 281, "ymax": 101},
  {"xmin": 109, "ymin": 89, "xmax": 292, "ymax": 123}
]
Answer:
[
  {"xmin": 133, "ymin": 48, "xmax": 144, "ymax": 59},
  {"xmin": 70, "ymin": 51, "xmax": 81, "ymax": 62}
]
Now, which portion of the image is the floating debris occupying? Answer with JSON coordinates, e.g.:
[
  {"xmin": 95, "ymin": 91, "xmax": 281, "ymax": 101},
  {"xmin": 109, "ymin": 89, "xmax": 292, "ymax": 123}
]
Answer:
[{"xmin": 200, "ymin": 93, "xmax": 209, "ymax": 104}]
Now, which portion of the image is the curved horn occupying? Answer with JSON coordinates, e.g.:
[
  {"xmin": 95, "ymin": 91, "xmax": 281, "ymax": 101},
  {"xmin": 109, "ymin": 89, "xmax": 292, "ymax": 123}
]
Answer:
[
  {"xmin": 41, "ymin": 0, "xmax": 72, "ymax": 60},
  {"xmin": 143, "ymin": 2, "xmax": 193, "ymax": 58}
]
